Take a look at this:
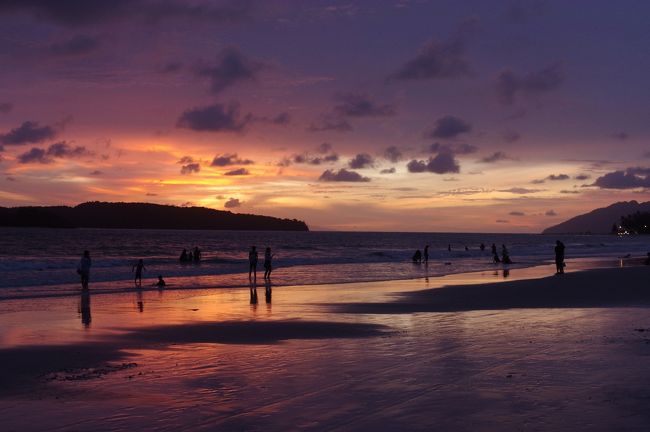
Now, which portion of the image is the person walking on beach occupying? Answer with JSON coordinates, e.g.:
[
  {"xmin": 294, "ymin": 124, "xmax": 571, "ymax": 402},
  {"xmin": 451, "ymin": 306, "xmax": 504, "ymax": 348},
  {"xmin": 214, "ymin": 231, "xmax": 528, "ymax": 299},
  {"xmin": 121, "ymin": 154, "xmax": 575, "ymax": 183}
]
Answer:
[
  {"xmin": 423, "ymin": 245, "xmax": 429, "ymax": 264},
  {"xmin": 263, "ymin": 247, "xmax": 274, "ymax": 279},
  {"xmin": 554, "ymin": 241, "xmax": 566, "ymax": 274},
  {"xmin": 77, "ymin": 250, "xmax": 92, "ymax": 291},
  {"xmin": 132, "ymin": 259, "xmax": 146, "ymax": 287},
  {"xmin": 491, "ymin": 243, "xmax": 500, "ymax": 263},
  {"xmin": 248, "ymin": 246, "xmax": 258, "ymax": 280}
]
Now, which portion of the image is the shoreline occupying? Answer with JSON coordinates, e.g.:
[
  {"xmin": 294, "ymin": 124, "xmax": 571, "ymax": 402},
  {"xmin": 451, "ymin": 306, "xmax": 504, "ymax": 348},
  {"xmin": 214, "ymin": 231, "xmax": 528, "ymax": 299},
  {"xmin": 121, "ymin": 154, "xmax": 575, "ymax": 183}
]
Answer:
[{"xmin": 0, "ymin": 255, "xmax": 639, "ymax": 302}]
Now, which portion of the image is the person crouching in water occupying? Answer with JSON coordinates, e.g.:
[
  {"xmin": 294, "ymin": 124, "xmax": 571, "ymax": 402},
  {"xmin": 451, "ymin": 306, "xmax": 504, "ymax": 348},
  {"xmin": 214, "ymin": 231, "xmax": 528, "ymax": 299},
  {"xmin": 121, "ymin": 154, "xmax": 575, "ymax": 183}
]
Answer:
[
  {"xmin": 77, "ymin": 250, "xmax": 92, "ymax": 291},
  {"xmin": 156, "ymin": 275, "xmax": 166, "ymax": 288},
  {"xmin": 264, "ymin": 247, "xmax": 274, "ymax": 279}
]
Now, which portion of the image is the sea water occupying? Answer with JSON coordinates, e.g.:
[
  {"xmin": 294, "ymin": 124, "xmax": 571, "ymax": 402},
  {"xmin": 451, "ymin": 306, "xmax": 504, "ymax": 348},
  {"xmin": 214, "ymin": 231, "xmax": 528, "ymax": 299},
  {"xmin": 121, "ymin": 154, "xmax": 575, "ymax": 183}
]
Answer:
[{"xmin": 0, "ymin": 227, "xmax": 647, "ymax": 299}]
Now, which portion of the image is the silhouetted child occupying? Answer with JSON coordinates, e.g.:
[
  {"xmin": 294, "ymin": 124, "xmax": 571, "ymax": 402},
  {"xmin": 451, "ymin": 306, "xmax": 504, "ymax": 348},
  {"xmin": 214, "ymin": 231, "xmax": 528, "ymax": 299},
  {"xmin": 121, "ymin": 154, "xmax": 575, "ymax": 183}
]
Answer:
[
  {"xmin": 249, "ymin": 246, "xmax": 258, "ymax": 280},
  {"xmin": 193, "ymin": 246, "xmax": 201, "ymax": 262},
  {"xmin": 179, "ymin": 249, "xmax": 188, "ymax": 263},
  {"xmin": 132, "ymin": 259, "xmax": 146, "ymax": 286},
  {"xmin": 412, "ymin": 249, "xmax": 422, "ymax": 263},
  {"xmin": 156, "ymin": 275, "xmax": 166, "ymax": 288},
  {"xmin": 77, "ymin": 250, "xmax": 92, "ymax": 291},
  {"xmin": 264, "ymin": 247, "xmax": 274, "ymax": 279}
]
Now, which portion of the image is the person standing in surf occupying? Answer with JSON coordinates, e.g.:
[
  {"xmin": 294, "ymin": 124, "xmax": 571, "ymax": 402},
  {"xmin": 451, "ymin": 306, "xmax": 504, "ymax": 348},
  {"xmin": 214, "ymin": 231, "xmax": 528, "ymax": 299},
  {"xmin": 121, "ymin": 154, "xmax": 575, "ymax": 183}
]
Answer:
[{"xmin": 77, "ymin": 250, "xmax": 92, "ymax": 291}]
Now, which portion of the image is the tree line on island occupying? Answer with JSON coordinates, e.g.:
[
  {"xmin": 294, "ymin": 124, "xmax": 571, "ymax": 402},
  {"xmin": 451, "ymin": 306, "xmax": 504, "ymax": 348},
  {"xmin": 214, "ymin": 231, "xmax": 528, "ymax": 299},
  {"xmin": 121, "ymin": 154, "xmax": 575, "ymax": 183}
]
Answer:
[
  {"xmin": 0, "ymin": 202, "xmax": 309, "ymax": 231},
  {"xmin": 542, "ymin": 201, "xmax": 650, "ymax": 235}
]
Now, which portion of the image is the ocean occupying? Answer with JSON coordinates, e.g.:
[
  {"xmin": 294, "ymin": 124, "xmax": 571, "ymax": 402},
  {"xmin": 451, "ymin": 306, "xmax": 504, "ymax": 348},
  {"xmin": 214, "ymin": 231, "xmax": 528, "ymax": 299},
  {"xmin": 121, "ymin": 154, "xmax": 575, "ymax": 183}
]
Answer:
[{"xmin": 0, "ymin": 227, "xmax": 648, "ymax": 299}]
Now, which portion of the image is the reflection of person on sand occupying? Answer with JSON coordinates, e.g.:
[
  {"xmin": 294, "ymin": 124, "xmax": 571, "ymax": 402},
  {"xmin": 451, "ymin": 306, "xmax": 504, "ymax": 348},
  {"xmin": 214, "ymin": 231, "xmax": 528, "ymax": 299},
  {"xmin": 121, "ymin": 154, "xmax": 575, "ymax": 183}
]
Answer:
[
  {"xmin": 249, "ymin": 281, "xmax": 258, "ymax": 304},
  {"xmin": 132, "ymin": 259, "xmax": 146, "ymax": 287},
  {"xmin": 500, "ymin": 244, "xmax": 510, "ymax": 264},
  {"xmin": 264, "ymin": 247, "xmax": 274, "ymax": 279},
  {"xmin": 265, "ymin": 279, "xmax": 272, "ymax": 304},
  {"xmin": 156, "ymin": 275, "xmax": 166, "ymax": 288},
  {"xmin": 77, "ymin": 250, "xmax": 92, "ymax": 291},
  {"xmin": 79, "ymin": 291, "xmax": 91, "ymax": 327},
  {"xmin": 249, "ymin": 246, "xmax": 258, "ymax": 280},
  {"xmin": 412, "ymin": 250, "xmax": 422, "ymax": 263},
  {"xmin": 554, "ymin": 241, "xmax": 566, "ymax": 274}
]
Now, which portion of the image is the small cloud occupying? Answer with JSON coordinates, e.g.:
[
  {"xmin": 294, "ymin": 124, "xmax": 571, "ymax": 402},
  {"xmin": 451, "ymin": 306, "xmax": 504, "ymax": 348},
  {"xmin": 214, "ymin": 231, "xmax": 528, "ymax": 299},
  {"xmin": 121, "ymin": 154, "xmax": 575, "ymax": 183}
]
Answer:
[
  {"xmin": 308, "ymin": 115, "xmax": 352, "ymax": 132},
  {"xmin": 503, "ymin": 131, "xmax": 520, "ymax": 142},
  {"xmin": 17, "ymin": 148, "xmax": 51, "ymax": 164},
  {"xmin": 319, "ymin": 168, "xmax": 370, "ymax": 182},
  {"xmin": 196, "ymin": 47, "xmax": 265, "ymax": 94},
  {"xmin": 224, "ymin": 168, "xmax": 250, "ymax": 176},
  {"xmin": 407, "ymin": 153, "xmax": 460, "ymax": 174},
  {"xmin": 530, "ymin": 179, "xmax": 545, "ymax": 184},
  {"xmin": 348, "ymin": 153, "xmax": 374, "ymax": 169},
  {"xmin": 180, "ymin": 163, "xmax": 201, "ymax": 175},
  {"xmin": 46, "ymin": 141, "xmax": 91, "ymax": 158},
  {"xmin": 177, "ymin": 156, "xmax": 194, "ymax": 164},
  {"xmin": 224, "ymin": 198, "xmax": 242, "ymax": 208},
  {"xmin": 0, "ymin": 102, "xmax": 13, "ymax": 114},
  {"xmin": 380, "ymin": 167, "xmax": 396, "ymax": 174},
  {"xmin": 146, "ymin": 192, "xmax": 158, "ymax": 196},
  {"xmin": 161, "ymin": 61, "xmax": 183, "ymax": 73},
  {"xmin": 333, "ymin": 93, "xmax": 396, "ymax": 117},
  {"xmin": 177, "ymin": 102, "xmax": 252, "ymax": 132},
  {"xmin": 48, "ymin": 34, "xmax": 101, "ymax": 56},
  {"xmin": 211, "ymin": 153, "xmax": 253, "ymax": 167},
  {"xmin": 574, "ymin": 174, "xmax": 590, "ymax": 180},
  {"xmin": 272, "ymin": 112, "xmax": 291, "ymax": 125},
  {"xmin": 498, "ymin": 187, "xmax": 542, "ymax": 194},
  {"xmin": 89, "ymin": 170, "xmax": 103, "ymax": 176},
  {"xmin": 384, "ymin": 146, "xmax": 402, "ymax": 162},
  {"xmin": 426, "ymin": 142, "xmax": 477, "ymax": 155},
  {"xmin": 496, "ymin": 62, "xmax": 564, "ymax": 105},
  {"xmin": 479, "ymin": 151, "xmax": 514, "ymax": 163},
  {"xmin": 612, "ymin": 132, "xmax": 629, "ymax": 140},
  {"xmin": 560, "ymin": 190, "xmax": 579, "ymax": 194},
  {"xmin": 317, "ymin": 142, "xmax": 333, "ymax": 154},
  {"xmin": 547, "ymin": 174, "xmax": 569, "ymax": 181},
  {"xmin": 496, "ymin": 219, "xmax": 509, "ymax": 223},
  {"xmin": 545, "ymin": 209, "xmax": 557, "ymax": 216},
  {"xmin": 509, "ymin": 211, "xmax": 525, "ymax": 216},
  {"xmin": 1, "ymin": 121, "xmax": 57, "ymax": 145},
  {"xmin": 425, "ymin": 115, "xmax": 471, "ymax": 139}
]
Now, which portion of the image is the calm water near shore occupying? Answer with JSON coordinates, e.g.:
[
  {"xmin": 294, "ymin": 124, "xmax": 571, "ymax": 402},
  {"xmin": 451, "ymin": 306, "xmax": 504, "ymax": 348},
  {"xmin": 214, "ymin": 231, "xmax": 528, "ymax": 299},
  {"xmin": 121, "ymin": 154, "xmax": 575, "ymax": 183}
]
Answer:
[{"xmin": 0, "ymin": 227, "xmax": 647, "ymax": 299}]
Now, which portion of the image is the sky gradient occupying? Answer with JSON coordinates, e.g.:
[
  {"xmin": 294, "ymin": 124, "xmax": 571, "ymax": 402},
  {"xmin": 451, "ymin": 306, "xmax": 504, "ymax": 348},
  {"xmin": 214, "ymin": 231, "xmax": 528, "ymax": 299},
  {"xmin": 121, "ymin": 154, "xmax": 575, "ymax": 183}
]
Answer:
[{"xmin": 1, "ymin": 0, "xmax": 649, "ymax": 232}]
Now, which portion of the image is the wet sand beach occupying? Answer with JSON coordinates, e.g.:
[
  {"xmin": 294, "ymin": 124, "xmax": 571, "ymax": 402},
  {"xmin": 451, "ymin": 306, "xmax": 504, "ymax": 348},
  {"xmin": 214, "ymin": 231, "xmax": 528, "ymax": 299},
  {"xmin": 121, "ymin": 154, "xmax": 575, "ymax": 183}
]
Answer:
[{"xmin": 2, "ymin": 263, "xmax": 650, "ymax": 431}]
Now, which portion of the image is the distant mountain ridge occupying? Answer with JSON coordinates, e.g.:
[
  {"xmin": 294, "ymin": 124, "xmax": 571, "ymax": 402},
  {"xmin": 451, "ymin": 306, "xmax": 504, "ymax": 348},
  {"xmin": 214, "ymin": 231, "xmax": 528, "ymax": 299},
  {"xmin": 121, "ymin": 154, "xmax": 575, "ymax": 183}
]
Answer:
[
  {"xmin": 542, "ymin": 200, "xmax": 650, "ymax": 234},
  {"xmin": 0, "ymin": 202, "xmax": 309, "ymax": 231}
]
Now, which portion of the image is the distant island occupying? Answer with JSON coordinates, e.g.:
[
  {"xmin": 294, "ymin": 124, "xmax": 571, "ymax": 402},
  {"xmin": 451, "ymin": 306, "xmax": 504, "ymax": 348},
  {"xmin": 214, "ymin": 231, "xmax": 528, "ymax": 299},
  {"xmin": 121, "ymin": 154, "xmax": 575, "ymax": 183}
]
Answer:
[
  {"xmin": 0, "ymin": 202, "xmax": 309, "ymax": 231},
  {"xmin": 542, "ymin": 200, "xmax": 650, "ymax": 234}
]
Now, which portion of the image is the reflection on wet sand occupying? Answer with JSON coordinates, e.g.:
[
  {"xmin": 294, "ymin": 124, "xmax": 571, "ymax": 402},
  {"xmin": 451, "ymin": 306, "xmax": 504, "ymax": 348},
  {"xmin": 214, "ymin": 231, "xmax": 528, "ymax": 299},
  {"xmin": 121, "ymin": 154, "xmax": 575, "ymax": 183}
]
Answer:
[
  {"xmin": 136, "ymin": 290, "xmax": 144, "ymax": 313},
  {"xmin": 265, "ymin": 279, "xmax": 272, "ymax": 304},
  {"xmin": 78, "ymin": 292, "xmax": 91, "ymax": 328},
  {"xmin": 249, "ymin": 281, "xmax": 258, "ymax": 306}
]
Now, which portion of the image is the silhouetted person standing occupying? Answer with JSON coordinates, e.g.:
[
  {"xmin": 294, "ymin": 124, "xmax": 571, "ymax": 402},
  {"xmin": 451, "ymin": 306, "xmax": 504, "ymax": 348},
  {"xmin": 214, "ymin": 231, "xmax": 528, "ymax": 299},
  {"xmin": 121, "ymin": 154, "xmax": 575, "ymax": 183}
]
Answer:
[
  {"xmin": 194, "ymin": 246, "xmax": 201, "ymax": 263},
  {"xmin": 132, "ymin": 259, "xmax": 146, "ymax": 287},
  {"xmin": 77, "ymin": 250, "xmax": 91, "ymax": 291},
  {"xmin": 554, "ymin": 240, "xmax": 566, "ymax": 274},
  {"xmin": 264, "ymin": 247, "xmax": 274, "ymax": 279},
  {"xmin": 480, "ymin": 243, "xmax": 485, "ymax": 252},
  {"xmin": 180, "ymin": 249, "xmax": 188, "ymax": 263},
  {"xmin": 424, "ymin": 245, "xmax": 429, "ymax": 264},
  {"xmin": 491, "ymin": 243, "xmax": 500, "ymax": 263},
  {"xmin": 502, "ymin": 244, "xmax": 512, "ymax": 264},
  {"xmin": 249, "ymin": 246, "xmax": 258, "ymax": 280}
]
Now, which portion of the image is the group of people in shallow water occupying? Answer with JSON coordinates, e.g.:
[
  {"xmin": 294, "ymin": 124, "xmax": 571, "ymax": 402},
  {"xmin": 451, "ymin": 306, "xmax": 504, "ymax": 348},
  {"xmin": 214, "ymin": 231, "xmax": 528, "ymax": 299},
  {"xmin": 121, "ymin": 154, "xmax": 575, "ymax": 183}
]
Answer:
[
  {"xmin": 179, "ymin": 247, "xmax": 201, "ymax": 263},
  {"xmin": 411, "ymin": 242, "xmax": 514, "ymax": 265}
]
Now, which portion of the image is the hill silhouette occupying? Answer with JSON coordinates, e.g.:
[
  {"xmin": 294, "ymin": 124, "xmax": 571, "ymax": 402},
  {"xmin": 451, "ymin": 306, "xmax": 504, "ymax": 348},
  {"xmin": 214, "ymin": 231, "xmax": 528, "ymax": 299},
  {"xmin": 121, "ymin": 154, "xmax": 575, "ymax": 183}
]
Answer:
[
  {"xmin": 0, "ymin": 202, "xmax": 309, "ymax": 231},
  {"xmin": 542, "ymin": 200, "xmax": 650, "ymax": 234}
]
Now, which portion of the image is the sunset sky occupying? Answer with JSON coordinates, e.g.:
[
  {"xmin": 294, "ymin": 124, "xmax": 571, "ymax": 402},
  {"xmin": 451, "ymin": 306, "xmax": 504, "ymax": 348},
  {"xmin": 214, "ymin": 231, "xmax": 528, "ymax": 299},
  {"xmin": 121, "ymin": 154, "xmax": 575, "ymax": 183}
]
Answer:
[{"xmin": 1, "ymin": 0, "xmax": 649, "ymax": 232}]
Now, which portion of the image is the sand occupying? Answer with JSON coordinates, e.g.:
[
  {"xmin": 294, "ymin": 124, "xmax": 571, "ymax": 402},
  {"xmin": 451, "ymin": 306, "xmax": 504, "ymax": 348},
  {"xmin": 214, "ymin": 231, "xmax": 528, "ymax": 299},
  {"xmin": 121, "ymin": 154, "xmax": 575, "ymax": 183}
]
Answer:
[{"xmin": 1, "ymin": 263, "xmax": 650, "ymax": 431}]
